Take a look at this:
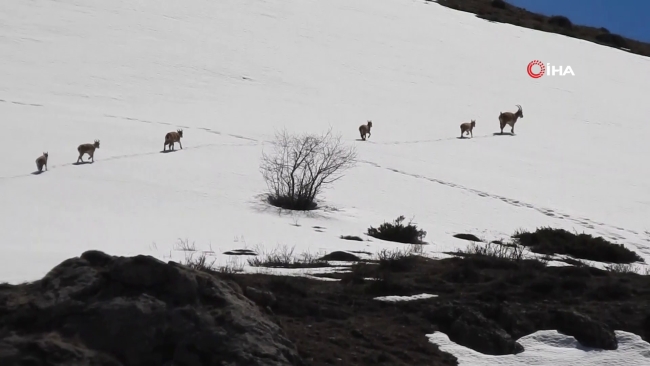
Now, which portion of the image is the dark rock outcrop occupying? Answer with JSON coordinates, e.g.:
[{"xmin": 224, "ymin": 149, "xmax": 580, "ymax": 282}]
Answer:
[
  {"xmin": 0, "ymin": 250, "xmax": 303, "ymax": 366},
  {"xmin": 427, "ymin": 303, "xmax": 524, "ymax": 355},
  {"xmin": 452, "ymin": 233, "xmax": 482, "ymax": 242},
  {"xmin": 245, "ymin": 286, "xmax": 277, "ymax": 308},
  {"xmin": 320, "ymin": 251, "xmax": 361, "ymax": 262},
  {"xmin": 552, "ymin": 310, "xmax": 618, "ymax": 350}
]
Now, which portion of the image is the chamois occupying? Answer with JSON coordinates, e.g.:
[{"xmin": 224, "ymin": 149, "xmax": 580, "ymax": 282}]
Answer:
[
  {"xmin": 359, "ymin": 121, "xmax": 372, "ymax": 141},
  {"xmin": 460, "ymin": 120, "xmax": 476, "ymax": 138},
  {"xmin": 35, "ymin": 152, "xmax": 48, "ymax": 172},
  {"xmin": 164, "ymin": 129, "xmax": 183, "ymax": 151},
  {"xmin": 77, "ymin": 140, "xmax": 100, "ymax": 163},
  {"xmin": 498, "ymin": 104, "xmax": 523, "ymax": 134}
]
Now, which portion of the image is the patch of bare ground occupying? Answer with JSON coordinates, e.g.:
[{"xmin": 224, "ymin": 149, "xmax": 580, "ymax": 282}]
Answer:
[{"xmin": 214, "ymin": 244, "xmax": 650, "ymax": 365}]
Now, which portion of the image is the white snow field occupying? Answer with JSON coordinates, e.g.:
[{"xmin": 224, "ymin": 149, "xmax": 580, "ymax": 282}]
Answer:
[
  {"xmin": 2, "ymin": 0, "xmax": 650, "ymax": 277},
  {"xmin": 3, "ymin": 0, "xmax": 650, "ymax": 363}
]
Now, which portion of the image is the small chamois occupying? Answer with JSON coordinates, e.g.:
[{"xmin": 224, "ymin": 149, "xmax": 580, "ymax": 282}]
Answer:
[
  {"xmin": 35, "ymin": 152, "xmax": 49, "ymax": 172},
  {"xmin": 77, "ymin": 140, "xmax": 100, "ymax": 163},
  {"xmin": 460, "ymin": 120, "xmax": 476, "ymax": 138},
  {"xmin": 164, "ymin": 129, "xmax": 183, "ymax": 151},
  {"xmin": 498, "ymin": 104, "xmax": 523, "ymax": 134},
  {"xmin": 359, "ymin": 120, "xmax": 372, "ymax": 141}
]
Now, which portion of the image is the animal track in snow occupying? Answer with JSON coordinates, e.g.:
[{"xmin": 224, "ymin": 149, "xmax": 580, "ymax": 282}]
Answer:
[
  {"xmin": 370, "ymin": 133, "xmax": 496, "ymax": 146},
  {"xmin": 359, "ymin": 159, "xmax": 648, "ymax": 253},
  {"xmin": 0, "ymin": 98, "xmax": 43, "ymax": 107},
  {"xmin": 105, "ymin": 114, "xmax": 262, "ymax": 143},
  {"xmin": 0, "ymin": 142, "xmax": 256, "ymax": 181}
]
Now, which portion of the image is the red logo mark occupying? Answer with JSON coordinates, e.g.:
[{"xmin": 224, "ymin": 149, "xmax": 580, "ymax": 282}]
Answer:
[{"xmin": 527, "ymin": 60, "xmax": 545, "ymax": 78}]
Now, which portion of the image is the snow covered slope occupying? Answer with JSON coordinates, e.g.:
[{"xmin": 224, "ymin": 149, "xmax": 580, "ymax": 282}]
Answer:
[{"xmin": 1, "ymin": 0, "xmax": 650, "ymax": 287}]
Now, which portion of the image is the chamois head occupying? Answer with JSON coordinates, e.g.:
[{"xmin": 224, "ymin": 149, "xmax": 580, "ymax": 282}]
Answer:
[
  {"xmin": 43, "ymin": 152, "xmax": 49, "ymax": 158},
  {"xmin": 177, "ymin": 129, "xmax": 184, "ymax": 138},
  {"xmin": 470, "ymin": 120, "xmax": 476, "ymax": 127},
  {"xmin": 367, "ymin": 121, "xmax": 372, "ymax": 128},
  {"xmin": 515, "ymin": 105, "xmax": 523, "ymax": 118},
  {"xmin": 94, "ymin": 140, "xmax": 100, "ymax": 148}
]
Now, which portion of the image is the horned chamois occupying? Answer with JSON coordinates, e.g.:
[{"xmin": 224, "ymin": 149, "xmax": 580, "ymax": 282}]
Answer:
[
  {"xmin": 359, "ymin": 121, "xmax": 372, "ymax": 141},
  {"xmin": 164, "ymin": 129, "xmax": 183, "ymax": 151},
  {"xmin": 460, "ymin": 120, "xmax": 476, "ymax": 138},
  {"xmin": 77, "ymin": 140, "xmax": 100, "ymax": 163},
  {"xmin": 498, "ymin": 104, "xmax": 523, "ymax": 134},
  {"xmin": 35, "ymin": 152, "xmax": 48, "ymax": 172}
]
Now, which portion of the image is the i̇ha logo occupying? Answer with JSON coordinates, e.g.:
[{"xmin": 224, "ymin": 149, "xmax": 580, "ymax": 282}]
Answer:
[{"xmin": 527, "ymin": 60, "xmax": 575, "ymax": 78}]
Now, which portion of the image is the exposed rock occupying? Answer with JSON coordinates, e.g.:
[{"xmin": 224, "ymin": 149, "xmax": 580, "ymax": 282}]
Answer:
[
  {"xmin": 552, "ymin": 310, "xmax": 618, "ymax": 350},
  {"xmin": 340, "ymin": 235, "xmax": 364, "ymax": 241},
  {"xmin": 320, "ymin": 251, "xmax": 361, "ymax": 262},
  {"xmin": 0, "ymin": 250, "xmax": 303, "ymax": 366},
  {"xmin": 223, "ymin": 249, "xmax": 258, "ymax": 256},
  {"xmin": 453, "ymin": 233, "xmax": 482, "ymax": 242},
  {"xmin": 245, "ymin": 286, "xmax": 277, "ymax": 308},
  {"xmin": 0, "ymin": 332, "xmax": 123, "ymax": 366},
  {"xmin": 427, "ymin": 303, "xmax": 524, "ymax": 355}
]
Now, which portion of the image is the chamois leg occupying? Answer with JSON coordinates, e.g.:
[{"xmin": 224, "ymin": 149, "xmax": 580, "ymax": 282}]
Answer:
[
  {"xmin": 77, "ymin": 154, "xmax": 83, "ymax": 163},
  {"xmin": 179, "ymin": 140, "xmax": 183, "ymax": 149},
  {"xmin": 470, "ymin": 130, "xmax": 473, "ymax": 138}
]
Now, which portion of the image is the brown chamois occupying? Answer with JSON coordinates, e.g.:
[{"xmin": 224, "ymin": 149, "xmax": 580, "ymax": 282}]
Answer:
[
  {"xmin": 35, "ymin": 152, "xmax": 49, "ymax": 172},
  {"xmin": 77, "ymin": 140, "xmax": 100, "ymax": 163},
  {"xmin": 498, "ymin": 104, "xmax": 523, "ymax": 134},
  {"xmin": 460, "ymin": 120, "xmax": 476, "ymax": 138},
  {"xmin": 359, "ymin": 120, "xmax": 372, "ymax": 141},
  {"xmin": 164, "ymin": 129, "xmax": 183, "ymax": 151}
]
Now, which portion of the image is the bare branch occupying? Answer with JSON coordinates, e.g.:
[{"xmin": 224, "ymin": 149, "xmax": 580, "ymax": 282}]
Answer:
[{"xmin": 259, "ymin": 127, "xmax": 357, "ymax": 210}]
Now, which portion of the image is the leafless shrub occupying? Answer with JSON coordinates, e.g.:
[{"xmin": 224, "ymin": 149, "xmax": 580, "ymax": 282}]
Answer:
[
  {"xmin": 218, "ymin": 257, "xmax": 244, "ymax": 274},
  {"xmin": 247, "ymin": 245, "xmax": 330, "ymax": 268},
  {"xmin": 367, "ymin": 215, "xmax": 427, "ymax": 244},
  {"xmin": 182, "ymin": 251, "xmax": 216, "ymax": 272},
  {"xmin": 375, "ymin": 244, "xmax": 425, "ymax": 271},
  {"xmin": 174, "ymin": 238, "xmax": 197, "ymax": 252},
  {"xmin": 462, "ymin": 241, "xmax": 525, "ymax": 261},
  {"xmin": 260, "ymin": 128, "xmax": 357, "ymax": 210},
  {"xmin": 605, "ymin": 263, "xmax": 639, "ymax": 274}
]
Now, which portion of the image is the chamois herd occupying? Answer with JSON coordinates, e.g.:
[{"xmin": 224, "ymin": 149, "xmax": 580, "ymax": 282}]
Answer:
[
  {"xmin": 357, "ymin": 104, "xmax": 523, "ymax": 141},
  {"xmin": 33, "ymin": 105, "xmax": 523, "ymax": 172}
]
